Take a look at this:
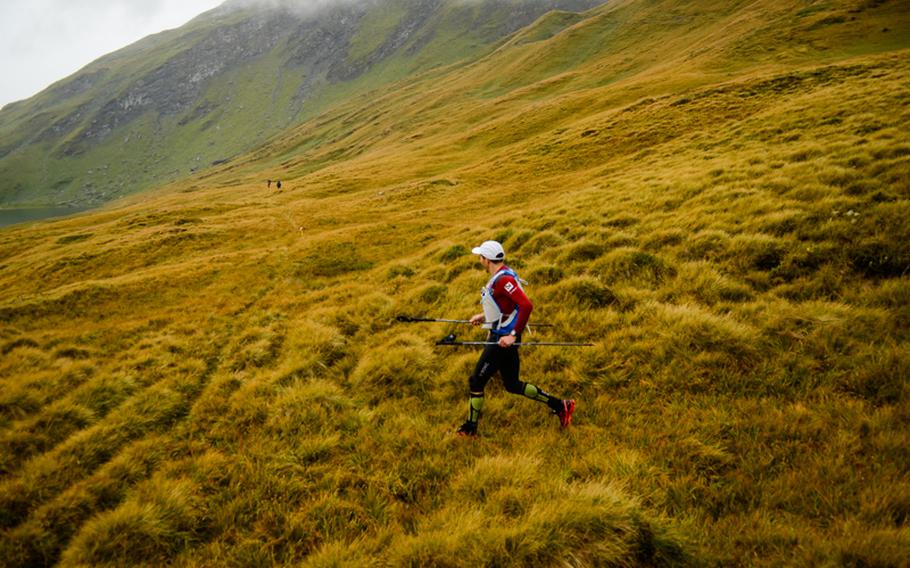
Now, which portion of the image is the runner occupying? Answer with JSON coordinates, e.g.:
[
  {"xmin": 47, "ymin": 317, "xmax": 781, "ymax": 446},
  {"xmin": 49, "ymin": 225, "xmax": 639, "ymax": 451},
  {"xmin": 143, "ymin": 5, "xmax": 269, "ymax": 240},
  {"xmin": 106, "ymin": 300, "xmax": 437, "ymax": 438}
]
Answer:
[{"xmin": 456, "ymin": 240, "xmax": 575, "ymax": 437}]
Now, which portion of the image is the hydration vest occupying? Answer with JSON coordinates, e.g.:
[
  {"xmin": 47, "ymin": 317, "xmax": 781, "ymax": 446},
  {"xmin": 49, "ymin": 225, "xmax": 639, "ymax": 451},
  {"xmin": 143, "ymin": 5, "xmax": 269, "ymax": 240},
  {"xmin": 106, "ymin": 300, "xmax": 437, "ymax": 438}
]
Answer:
[{"xmin": 480, "ymin": 267, "xmax": 527, "ymax": 336}]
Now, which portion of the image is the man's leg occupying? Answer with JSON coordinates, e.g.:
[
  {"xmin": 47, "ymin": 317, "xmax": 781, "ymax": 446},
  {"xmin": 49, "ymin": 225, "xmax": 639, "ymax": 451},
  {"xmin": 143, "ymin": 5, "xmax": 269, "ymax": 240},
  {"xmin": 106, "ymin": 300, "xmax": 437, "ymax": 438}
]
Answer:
[
  {"xmin": 500, "ymin": 347, "xmax": 576, "ymax": 426},
  {"xmin": 458, "ymin": 343, "xmax": 497, "ymax": 436}
]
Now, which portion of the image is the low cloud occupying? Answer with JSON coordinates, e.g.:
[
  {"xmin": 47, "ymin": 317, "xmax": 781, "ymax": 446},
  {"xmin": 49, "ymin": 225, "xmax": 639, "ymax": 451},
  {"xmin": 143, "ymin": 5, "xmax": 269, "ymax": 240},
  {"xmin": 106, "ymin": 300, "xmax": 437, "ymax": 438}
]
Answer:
[{"xmin": 223, "ymin": 0, "xmax": 377, "ymax": 15}]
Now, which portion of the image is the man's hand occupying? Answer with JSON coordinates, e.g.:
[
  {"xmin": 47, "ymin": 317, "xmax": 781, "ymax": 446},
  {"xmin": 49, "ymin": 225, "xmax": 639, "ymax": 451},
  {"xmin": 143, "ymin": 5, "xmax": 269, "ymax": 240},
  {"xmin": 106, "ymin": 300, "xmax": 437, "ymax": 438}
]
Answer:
[
  {"xmin": 470, "ymin": 314, "xmax": 486, "ymax": 326},
  {"xmin": 498, "ymin": 334, "xmax": 517, "ymax": 348}
]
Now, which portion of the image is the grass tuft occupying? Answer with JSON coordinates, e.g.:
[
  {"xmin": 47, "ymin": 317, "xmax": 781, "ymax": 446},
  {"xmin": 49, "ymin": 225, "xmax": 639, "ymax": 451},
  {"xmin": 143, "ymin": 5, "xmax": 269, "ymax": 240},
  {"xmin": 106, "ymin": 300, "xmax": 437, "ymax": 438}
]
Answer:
[
  {"xmin": 349, "ymin": 334, "xmax": 435, "ymax": 403},
  {"xmin": 544, "ymin": 276, "xmax": 622, "ymax": 309},
  {"xmin": 61, "ymin": 477, "xmax": 204, "ymax": 565},
  {"xmin": 592, "ymin": 247, "xmax": 677, "ymax": 288}
]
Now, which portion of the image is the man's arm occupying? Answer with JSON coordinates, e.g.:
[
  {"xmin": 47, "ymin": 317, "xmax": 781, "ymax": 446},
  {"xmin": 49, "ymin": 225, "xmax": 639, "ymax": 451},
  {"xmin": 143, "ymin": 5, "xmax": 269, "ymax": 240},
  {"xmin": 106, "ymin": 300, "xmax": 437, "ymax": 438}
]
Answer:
[{"xmin": 497, "ymin": 275, "xmax": 533, "ymax": 335}]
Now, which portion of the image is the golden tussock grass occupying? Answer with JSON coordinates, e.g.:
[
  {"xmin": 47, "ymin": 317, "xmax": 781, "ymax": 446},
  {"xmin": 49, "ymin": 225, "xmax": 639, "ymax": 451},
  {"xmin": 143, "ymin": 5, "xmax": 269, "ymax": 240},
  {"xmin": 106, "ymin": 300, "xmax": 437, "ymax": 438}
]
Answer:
[{"xmin": 1, "ymin": 0, "xmax": 909, "ymax": 565}]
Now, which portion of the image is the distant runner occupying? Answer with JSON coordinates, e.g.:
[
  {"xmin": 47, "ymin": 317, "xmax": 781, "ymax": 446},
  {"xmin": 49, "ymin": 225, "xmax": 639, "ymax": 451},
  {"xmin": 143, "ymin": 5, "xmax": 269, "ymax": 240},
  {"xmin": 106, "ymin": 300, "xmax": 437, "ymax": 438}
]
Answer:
[{"xmin": 456, "ymin": 240, "xmax": 575, "ymax": 437}]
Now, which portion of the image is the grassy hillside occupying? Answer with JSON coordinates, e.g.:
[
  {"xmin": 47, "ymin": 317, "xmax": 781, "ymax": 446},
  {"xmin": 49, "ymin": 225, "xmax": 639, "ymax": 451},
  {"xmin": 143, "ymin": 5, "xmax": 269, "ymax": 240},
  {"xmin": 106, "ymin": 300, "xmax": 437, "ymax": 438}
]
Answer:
[
  {"xmin": 0, "ymin": 0, "xmax": 601, "ymax": 208},
  {"xmin": 1, "ymin": 0, "xmax": 909, "ymax": 565}
]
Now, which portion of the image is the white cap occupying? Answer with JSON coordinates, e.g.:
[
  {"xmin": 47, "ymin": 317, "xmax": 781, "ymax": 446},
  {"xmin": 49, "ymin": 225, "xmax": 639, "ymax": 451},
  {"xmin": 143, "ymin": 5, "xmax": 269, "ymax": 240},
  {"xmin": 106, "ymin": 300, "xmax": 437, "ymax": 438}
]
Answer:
[{"xmin": 472, "ymin": 240, "xmax": 505, "ymax": 261}]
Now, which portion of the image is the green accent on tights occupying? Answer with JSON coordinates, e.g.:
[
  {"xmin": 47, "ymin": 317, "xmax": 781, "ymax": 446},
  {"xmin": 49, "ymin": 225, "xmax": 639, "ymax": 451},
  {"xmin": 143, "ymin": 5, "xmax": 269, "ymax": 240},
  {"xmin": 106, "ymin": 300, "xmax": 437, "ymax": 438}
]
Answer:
[
  {"xmin": 469, "ymin": 395, "xmax": 485, "ymax": 423},
  {"xmin": 523, "ymin": 383, "xmax": 551, "ymax": 404}
]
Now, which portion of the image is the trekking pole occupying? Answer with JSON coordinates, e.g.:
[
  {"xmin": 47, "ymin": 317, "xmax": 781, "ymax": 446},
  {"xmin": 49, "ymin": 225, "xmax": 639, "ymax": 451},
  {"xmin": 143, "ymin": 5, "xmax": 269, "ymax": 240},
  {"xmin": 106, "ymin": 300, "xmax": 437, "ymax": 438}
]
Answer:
[
  {"xmin": 435, "ymin": 334, "xmax": 593, "ymax": 347},
  {"xmin": 396, "ymin": 315, "xmax": 554, "ymax": 327},
  {"xmin": 397, "ymin": 315, "xmax": 473, "ymax": 324}
]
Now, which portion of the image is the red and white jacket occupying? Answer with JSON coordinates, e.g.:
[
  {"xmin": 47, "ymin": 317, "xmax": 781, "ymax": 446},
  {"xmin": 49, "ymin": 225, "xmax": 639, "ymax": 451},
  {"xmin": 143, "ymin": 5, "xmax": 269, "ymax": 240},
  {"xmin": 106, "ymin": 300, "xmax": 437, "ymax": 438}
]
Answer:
[{"xmin": 481, "ymin": 266, "xmax": 533, "ymax": 336}]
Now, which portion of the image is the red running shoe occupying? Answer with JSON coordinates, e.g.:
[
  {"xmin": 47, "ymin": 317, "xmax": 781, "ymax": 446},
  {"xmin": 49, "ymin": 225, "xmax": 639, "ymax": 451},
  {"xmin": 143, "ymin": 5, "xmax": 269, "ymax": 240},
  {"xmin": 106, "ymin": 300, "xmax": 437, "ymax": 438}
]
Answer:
[{"xmin": 557, "ymin": 399, "xmax": 576, "ymax": 427}]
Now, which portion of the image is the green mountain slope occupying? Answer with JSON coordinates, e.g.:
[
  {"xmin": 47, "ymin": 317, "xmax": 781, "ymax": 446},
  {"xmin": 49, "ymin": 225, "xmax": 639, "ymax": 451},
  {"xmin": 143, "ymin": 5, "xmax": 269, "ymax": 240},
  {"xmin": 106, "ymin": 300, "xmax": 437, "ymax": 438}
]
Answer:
[
  {"xmin": 0, "ymin": 0, "xmax": 602, "ymax": 208},
  {"xmin": 0, "ymin": 0, "xmax": 909, "ymax": 566}
]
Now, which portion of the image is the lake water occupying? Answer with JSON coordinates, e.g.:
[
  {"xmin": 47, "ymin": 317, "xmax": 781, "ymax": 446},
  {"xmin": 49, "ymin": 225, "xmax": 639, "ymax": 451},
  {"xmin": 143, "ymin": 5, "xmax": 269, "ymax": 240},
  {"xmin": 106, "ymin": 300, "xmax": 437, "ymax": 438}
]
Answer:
[{"xmin": 0, "ymin": 207, "xmax": 91, "ymax": 229}]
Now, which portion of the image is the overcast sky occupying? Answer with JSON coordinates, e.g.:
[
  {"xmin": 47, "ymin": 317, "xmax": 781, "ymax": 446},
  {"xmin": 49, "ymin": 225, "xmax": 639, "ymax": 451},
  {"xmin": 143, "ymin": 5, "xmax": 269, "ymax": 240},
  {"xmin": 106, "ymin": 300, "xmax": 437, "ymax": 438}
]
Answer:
[{"xmin": 0, "ymin": 0, "xmax": 226, "ymax": 109}]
